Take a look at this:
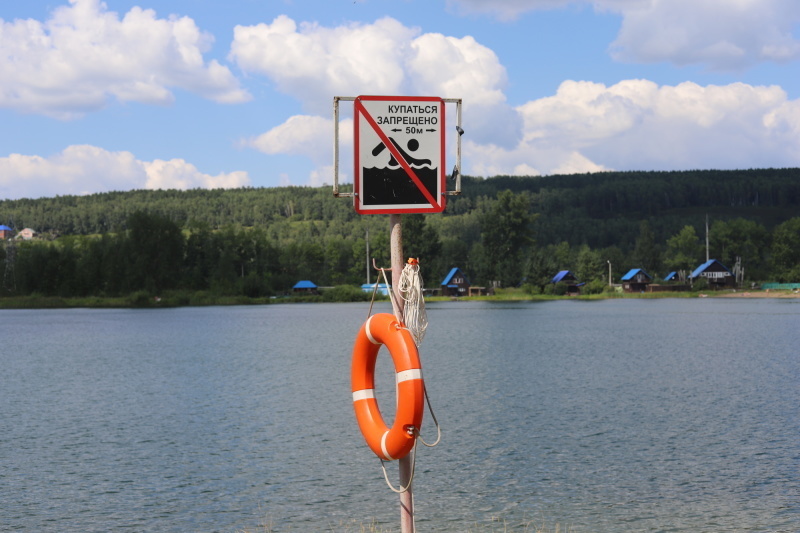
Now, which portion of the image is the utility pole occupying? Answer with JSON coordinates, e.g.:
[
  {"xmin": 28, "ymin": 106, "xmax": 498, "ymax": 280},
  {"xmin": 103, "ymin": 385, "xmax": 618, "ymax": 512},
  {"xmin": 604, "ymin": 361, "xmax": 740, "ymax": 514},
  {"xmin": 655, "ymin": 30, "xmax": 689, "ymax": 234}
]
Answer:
[{"xmin": 607, "ymin": 260, "xmax": 612, "ymax": 287}]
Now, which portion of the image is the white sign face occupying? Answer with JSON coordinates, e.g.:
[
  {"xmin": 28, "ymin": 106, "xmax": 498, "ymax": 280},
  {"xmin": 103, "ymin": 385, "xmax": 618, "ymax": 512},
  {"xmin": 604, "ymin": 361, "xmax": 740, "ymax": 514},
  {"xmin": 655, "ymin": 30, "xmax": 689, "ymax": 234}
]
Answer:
[{"xmin": 354, "ymin": 96, "xmax": 446, "ymax": 214}]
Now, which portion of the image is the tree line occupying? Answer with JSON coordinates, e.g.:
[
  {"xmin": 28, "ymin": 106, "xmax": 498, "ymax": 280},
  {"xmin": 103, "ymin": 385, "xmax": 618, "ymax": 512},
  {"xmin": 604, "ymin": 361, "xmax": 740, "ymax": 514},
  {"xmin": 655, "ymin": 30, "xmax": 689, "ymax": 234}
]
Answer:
[{"xmin": 2, "ymin": 168, "xmax": 799, "ymax": 299}]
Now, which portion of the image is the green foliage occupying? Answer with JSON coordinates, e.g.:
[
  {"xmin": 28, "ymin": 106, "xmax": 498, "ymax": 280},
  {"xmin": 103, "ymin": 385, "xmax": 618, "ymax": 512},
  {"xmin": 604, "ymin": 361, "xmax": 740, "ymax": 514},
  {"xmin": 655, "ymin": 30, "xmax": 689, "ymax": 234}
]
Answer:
[
  {"xmin": 771, "ymin": 217, "xmax": 800, "ymax": 282},
  {"xmin": 692, "ymin": 277, "xmax": 710, "ymax": 292},
  {"xmin": 478, "ymin": 190, "xmax": 537, "ymax": 286},
  {"xmin": 2, "ymin": 168, "xmax": 800, "ymax": 301},
  {"xmin": 583, "ymin": 279, "xmax": 608, "ymax": 295},
  {"xmin": 633, "ymin": 220, "xmax": 662, "ymax": 274},
  {"xmin": 665, "ymin": 226, "xmax": 703, "ymax": 273},
  {"xmin": 320, "ymin": 285, "xmax": 377, "ymax": 302},
  {"xmin": 709, "ymin": 217, "xmax": 770, "ymax": 280}
]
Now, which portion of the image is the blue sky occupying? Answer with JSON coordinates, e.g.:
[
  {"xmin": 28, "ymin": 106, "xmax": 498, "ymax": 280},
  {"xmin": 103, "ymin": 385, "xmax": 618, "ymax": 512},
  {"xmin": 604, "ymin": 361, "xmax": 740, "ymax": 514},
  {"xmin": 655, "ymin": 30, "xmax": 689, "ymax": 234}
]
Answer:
[{"xmin": 1, "ymin": 0, "xmax": 799, "ymax": 199}]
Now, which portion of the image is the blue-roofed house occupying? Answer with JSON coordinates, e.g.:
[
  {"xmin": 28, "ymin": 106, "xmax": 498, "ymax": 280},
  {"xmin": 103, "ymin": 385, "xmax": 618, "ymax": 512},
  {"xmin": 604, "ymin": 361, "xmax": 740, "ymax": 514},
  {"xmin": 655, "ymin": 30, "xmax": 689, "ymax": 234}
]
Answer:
[
  {"xmin": 0, "ymin": 224, "xmax": 12, "ymax": 239},
  {"xmin": 441, "ymin": 267, "xmax": 470, "ymax": 297},
  {"xmin": 292, "ymin": 280, "xmax": 319, "ymax": 294},
  {"xmin": 691, "ymin": 259, "xmax": 735, "ymax": 289},
  {"xmin": 664, "ymin": 271, "xmax": 679, "ymax": 282},
  {"xmin": 551, "ymin": 270, "xmax": 580, "ymax": 295},
  {"xmin": 551, "ymin": 270, "xmax": 576, "ymax": 283},
  {"xmin": 620, "ymin": 268, "xmax": 652, "ymax": 293}
]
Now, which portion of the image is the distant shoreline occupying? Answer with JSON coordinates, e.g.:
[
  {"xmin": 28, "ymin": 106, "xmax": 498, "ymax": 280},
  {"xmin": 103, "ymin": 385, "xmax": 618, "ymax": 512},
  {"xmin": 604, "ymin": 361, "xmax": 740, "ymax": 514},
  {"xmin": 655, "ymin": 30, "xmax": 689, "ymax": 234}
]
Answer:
[
  {"xmin": 713, "ymin": 289, "xmax": 800, "ymax": 298},
  {"xmin": 3, "ymin": 288, "xmax": 798, "ymax": 309}
]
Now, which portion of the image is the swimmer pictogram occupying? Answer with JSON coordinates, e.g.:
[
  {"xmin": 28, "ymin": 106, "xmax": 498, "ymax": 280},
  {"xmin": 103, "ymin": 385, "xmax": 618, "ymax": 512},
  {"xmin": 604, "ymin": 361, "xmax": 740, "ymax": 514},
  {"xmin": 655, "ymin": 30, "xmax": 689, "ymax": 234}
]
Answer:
[{"xmin": 354, "ymin": 96, "xmax": 446, "ymax": 214}]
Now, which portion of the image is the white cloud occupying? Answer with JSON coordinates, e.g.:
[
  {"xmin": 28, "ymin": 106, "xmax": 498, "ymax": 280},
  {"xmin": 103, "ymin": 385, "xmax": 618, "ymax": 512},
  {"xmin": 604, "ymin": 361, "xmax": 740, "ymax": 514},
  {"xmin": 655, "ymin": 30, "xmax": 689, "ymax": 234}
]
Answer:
[
  {"xmin": 0, "ymin": 145, "xmax": 250, "ymax": 199},
  {"xmin": 229, "ymin": 15, "xmax": 511, "ymax": 111},
  {"xmin": 407, "ymin": 32, "xmax": 522, "ymax": 146},
  {"xmin": 609, "ymin": 0, "xmax": 800, "ymax": 70},
  {"xmin": 448, "ymin": 0, "xmax": 800, "ymax": 70},
  {"xmin": 244, "ymin": 115, "xmax": 349, "ymax": 161},
  {"xmin": 231, "ymin": 14, "xmax": 520, "ymax": 185},
  {"xmin": 465, "ymin": 138, "xmax": 608, "ymax": 177},
  {"xmin": 230, "ymin": 12, "xmax": 800, "ymax": 182},
  {"xmin": 470, "ymin": 79, "xmax": 800, "ymax": 177},
  {"xmin": 309, "ymin": 165, "xmax": 338, "ymax": 187},
  {"xmin": 243, "ymin": 114, "xmax": 353, "ymax": 187},
  {"xmin": 229, "ymin": 15, "xmax": 416, "ymax": 114},
  {"xmin": 143, "ymin": 159, "xmax": 249, "ymax": 191},
  {"xmin": 0, "ymin": 0, "xmax": 249, "ymax": 118},
  {"xmin": 445, "ymin": 0, "xmax": 647, "ymax": 20}
]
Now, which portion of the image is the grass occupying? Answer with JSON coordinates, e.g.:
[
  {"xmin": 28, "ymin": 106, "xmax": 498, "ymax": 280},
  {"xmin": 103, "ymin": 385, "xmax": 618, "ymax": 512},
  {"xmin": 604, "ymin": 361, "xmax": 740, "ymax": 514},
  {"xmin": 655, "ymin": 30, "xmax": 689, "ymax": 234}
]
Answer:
[{"xmin": 2, "ymin": 285, "xmax": 785, "ymax": 309}]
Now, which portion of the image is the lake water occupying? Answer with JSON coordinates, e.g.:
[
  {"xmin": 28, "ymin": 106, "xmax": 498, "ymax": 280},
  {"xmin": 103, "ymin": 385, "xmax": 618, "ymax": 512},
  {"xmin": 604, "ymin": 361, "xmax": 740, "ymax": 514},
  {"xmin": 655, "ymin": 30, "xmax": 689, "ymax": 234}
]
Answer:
[{"xmin": 2, "ymin": 299, "xmax": 799, "ymax": 532}]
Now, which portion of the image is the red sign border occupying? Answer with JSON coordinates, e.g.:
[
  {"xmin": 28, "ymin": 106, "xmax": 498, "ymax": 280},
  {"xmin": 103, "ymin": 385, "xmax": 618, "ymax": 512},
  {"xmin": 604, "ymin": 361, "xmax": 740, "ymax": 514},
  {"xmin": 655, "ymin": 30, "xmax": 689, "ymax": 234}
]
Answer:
[{"xmin": 354, "ymin": 95, "xmax": 446, "ymax": 215}]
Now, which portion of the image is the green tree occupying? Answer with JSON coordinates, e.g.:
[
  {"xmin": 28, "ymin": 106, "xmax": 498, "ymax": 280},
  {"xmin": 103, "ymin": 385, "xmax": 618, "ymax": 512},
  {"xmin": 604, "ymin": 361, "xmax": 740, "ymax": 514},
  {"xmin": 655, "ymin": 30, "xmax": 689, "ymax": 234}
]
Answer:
[
  {"xmin": 770, "ymin": 217, "xmax": 800, "ymax": 282},
  {"xmin": 402, "ymin": 215, "xmax": 436, "ymax": 258},
  {"xmin": 665, "ymin": 225, "xmax": 703, "ymax": 274},
  {"xmin": 633, "ymin": 220, "xmax": 662, "ymax": 275},
  {"xmin": 478, "ymin": 190, "xmax": 537, "ymax": 286},
  {"xmin": 575, "ymin": 244, "xmax": 604, "ymax": 282},
  {"xmin": 402, "ymin": 214, "xmax": 441, "ymax": 280},
  {"xmin": 184, "ymin": 221, "xmax": 214, "ymax": 290},
  {"xmin": 709, "ymin": 218, "xmax": 769, "ymax": 281},
  {"xmin": 126, "ymin": 211, "xmax": 185, "ymax": 293}
]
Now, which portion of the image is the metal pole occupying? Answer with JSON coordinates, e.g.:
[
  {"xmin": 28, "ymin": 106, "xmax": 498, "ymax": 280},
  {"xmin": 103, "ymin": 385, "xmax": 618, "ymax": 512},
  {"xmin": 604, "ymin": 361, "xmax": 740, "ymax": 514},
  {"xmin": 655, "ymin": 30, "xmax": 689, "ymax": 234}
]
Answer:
[{"xmin": 389, "ymin": 213, "xmax": 414, "ymax": 533}]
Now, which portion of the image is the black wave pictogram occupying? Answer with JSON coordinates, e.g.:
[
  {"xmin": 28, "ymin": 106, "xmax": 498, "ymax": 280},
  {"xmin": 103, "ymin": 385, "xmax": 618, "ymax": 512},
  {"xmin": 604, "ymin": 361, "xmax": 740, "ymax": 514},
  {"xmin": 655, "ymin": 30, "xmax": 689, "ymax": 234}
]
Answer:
[{"xmin": 362, "ymin": 166, "xmax": 438, "ymax": 205}]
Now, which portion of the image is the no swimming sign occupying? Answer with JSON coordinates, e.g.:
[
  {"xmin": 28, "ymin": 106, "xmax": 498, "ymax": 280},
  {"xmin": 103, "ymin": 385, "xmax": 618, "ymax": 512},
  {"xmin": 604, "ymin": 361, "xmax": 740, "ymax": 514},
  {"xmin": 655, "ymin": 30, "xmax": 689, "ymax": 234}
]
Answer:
[{"xmin": 354, "ymin": 96, "xmax": 446, "ymax": 214}]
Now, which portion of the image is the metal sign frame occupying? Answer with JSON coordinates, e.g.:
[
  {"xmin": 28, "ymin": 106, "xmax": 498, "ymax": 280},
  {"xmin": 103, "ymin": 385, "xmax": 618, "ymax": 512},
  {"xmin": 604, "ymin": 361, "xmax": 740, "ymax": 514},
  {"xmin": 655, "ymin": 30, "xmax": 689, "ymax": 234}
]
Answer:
[{"xmin": 333, "ymin": 95, "xmax": 462, "ymax": 213}]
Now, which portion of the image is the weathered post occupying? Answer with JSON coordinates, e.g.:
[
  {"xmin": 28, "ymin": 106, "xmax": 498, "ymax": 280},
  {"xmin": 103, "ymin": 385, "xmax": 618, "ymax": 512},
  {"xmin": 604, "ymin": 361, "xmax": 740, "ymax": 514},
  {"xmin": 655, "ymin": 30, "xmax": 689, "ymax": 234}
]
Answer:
[{"xmin": 389, "ymin": 213, "xmax": 414, "ymax": 532}]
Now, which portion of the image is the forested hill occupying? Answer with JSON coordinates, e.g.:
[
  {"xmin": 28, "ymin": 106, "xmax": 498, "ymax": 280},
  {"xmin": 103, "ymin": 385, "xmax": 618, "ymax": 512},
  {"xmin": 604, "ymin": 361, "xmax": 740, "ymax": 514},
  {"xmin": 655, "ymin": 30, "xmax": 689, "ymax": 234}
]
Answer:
[
  {"xmin": 458, "ymin": 168, "xmax": 800, "ymax": 250},
  {"xmin": 3, "ymin": 168, "xmax": 799, "ymax": 239},
  {"xmin": 2, "ymin": 168, "xmax": 800, "ymax": 297}
]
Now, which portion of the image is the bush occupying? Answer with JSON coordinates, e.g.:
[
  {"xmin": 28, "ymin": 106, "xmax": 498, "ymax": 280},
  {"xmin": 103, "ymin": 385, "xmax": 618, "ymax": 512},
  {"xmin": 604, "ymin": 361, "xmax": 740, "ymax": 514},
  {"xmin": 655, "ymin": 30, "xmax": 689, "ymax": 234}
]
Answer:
[
  {"xmin": 129, "ymin": 290, "xmax": 153, "ymax": 307},
  {"xmin": 522, "ymin": 283, "xmax": 542, "ymax": 295},
  {"xmin": 583, "ymin": 279, "xmax": 607, "ymax": 294},
  {"xmin": 242, "ymin": 272, "xmax": 271, "ymax": 298},
  {"xmin": 547, "ymin": 283, "xmax": 568, "ymax": 296},
  {"xmin": 692, "ymin": 277, "xmax": 709, "ymax": 291},
  {"xmin": 321, "ymin": 285, "xmax": 378, "ymax": 302}
]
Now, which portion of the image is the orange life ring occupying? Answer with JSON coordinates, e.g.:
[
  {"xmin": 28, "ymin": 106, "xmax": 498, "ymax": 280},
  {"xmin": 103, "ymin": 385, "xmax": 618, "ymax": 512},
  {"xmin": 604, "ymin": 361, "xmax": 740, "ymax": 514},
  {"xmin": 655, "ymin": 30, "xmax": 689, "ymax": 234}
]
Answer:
[{"xmin": 351, "ymin": 313, "xmax": 424, "ymax": 461}]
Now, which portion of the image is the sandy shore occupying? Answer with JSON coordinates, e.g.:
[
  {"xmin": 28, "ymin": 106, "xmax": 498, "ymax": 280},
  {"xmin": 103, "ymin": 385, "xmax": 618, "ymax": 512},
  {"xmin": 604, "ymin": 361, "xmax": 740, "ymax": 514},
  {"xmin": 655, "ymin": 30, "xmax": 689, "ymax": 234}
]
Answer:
[{"xmin": 714, "ymin": 290, "xmax": 800, "ymax": 298}]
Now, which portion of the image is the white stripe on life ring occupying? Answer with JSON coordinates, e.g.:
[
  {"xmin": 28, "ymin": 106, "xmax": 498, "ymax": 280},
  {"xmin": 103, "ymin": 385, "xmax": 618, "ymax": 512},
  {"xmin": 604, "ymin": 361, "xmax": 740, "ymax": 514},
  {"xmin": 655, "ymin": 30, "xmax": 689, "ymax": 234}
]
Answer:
[
  {"xmin": 352, "ymin": 389, "xmax": 375, "ymax": 402},
  {"xmin": 396, "ymin": 369, "xmax": 422, "ymax": 384},
  {"xmin": 380, "ymin": 430, "xmax": 394, "ymax": 461},
  {"xmin": 365, "ymin": 315, "xmax": 379, "ymax": 345}
]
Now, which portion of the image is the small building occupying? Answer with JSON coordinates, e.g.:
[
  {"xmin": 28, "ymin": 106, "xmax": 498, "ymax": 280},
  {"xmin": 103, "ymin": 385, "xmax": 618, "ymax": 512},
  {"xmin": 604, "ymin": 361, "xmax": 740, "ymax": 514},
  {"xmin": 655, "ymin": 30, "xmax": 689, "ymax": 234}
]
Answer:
[
  {"xmin": 16, "ymin": 228, "xmax": 38, "ymax": 240},
  {"xmin": 620, "ymin": 268, "xmax": 652, "ymax": 293},
  {"xmin": 441, "ymin": 267, "xmax": 470, "ymax": 297},
  {"xmin": 292, "ymin": 280, "xmax": 319, "ymax": 294},
  {"xmin": 551, "ymin": 270, "xmax": 581, "ymax": 295},
  {"xmin": 361, "ymin": 282, "xmax": 390, "ymax": 296},
  {"xmin": 664, "ymin": 271, "xmax": 679, "ymax": 282},
  {"xmin": 468, "ymin": 286, "xmax": 491, "ymax": 296},
  {"xmin": 0, "ymin": 224, "xmax": 12, "ymax": 239},
  {"xmin": 691, "ymin": 259, "xmax": 735, "ymax": 289}
]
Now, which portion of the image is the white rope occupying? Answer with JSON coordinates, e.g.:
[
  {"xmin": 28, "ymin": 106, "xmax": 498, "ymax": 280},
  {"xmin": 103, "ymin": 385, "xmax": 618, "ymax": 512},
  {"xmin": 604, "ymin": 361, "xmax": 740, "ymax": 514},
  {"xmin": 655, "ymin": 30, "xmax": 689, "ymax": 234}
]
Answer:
[
  {"xmin": 398, "ymin": 260, "xmax": 427, "ymax": 346},
  {"xmin": 379, "ymin": 436, "xmax": 418, "ymax": 494},
  {"xmin": 415, "ymin": 383, "xmax": 441, "ymax": 447}
]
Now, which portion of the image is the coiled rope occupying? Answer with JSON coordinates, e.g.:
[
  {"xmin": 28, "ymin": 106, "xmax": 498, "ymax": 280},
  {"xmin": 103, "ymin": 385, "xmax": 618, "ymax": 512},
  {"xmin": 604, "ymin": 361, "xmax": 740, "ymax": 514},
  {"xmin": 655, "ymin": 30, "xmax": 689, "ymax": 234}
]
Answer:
[{"xmin": 398, "ymin": 258, "xmax": 428, "ymax": 346}]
